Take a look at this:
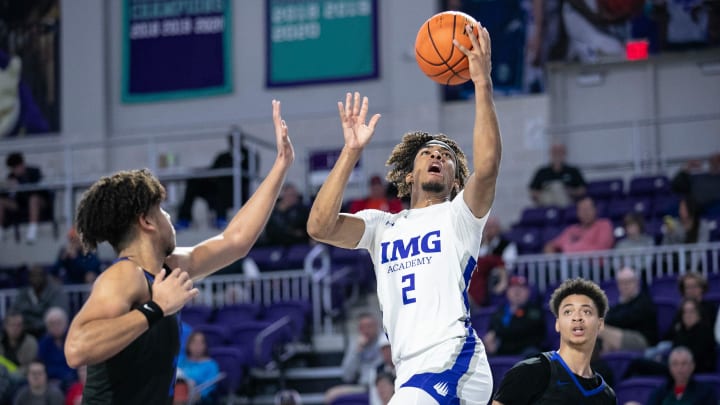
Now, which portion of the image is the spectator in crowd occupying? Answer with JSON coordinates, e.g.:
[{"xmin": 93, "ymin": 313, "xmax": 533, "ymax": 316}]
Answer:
[
  {"xmin": 177, "ymin": 330, "xmax": 221, "ymax": 405},
  {"xmin": 261, "ymin": 183, "xmax": 310, "ymax": 246},
  {"xmin": 468, "ymin": 216, "xmax": 516, "ymax": 307},
  {"xmin": 0, "ymin": 152, "xmax": 52, "ymax": 242},
  {"xmin": 670, "ymin": 154, "xmax": 720, "ymax": 215},
  {"xmin": 64, "ymin": 365, "xmax": 86, "ymax": 405},
  {"xmin": 484, "ymin": 275, "xmax": 545, "ymax": 357},
  {"xmin": 374, "ymin": 372, "xmax": 395, "ymax": 405},
  {"xmin": 676, "ymin": 272, "xmax": 717, "ymax": 326},
  {"xmin": 325, "ymin": 312, "xmax": 383, "ymax": 404},
  {"xmin": 599, "ymin": 267, "xmax": 657, "ymax": 354},
  {"xmin": 176, "ymin": 129, "xmax": 257, "ymax": 230},
  {"xmin": 543, "ymin": 196, "xmax": 614, "ymax": 254},
  {"xmin": 661, "ymin": 197, "xmax": 710, "ymax": 246},
  {"xmin": 614, "ymin": 212, "xmax": 655, "ymax": 250},
  {"xmin": 645, "ymin": 346, "xmax": 717, "ymax": 405},
  {"xmin": 0, "ymin": 363, "xmax": 14, "ymax": 405},
  {"xmin": 663, "ymin": 298, "xmax": 717, "ymax": 373},
  {"xmin": 0, "ymin": 310, "xmax": 37, "ymax": 378},
  {"xmin": 37, "ymin": 307, "xmax": 75, "ymax": 389},
  {"xmin": 649, "ymin": 0, "xmax": 715, "ymax": 52},
  {"xmin": 348, "ymin": 175, "xmax": 404, "ymax": 214},
  {"xmin": 528, "ymin": 142, "xmax": 587, "ymax": 207},
  {"xmin": 368, "ymin": 336, "xmax": 394, "ymax": 405},
  {"xmin": 11, "ymin": 264, "xmax": 69, "ymax": 338},
  {"xmin": 51, "ymin": 227, "xmax": 102, "ymax": 285},
  {"xmin": 12, "ymin": 360, "xmax": 64, "ymax": 405}
]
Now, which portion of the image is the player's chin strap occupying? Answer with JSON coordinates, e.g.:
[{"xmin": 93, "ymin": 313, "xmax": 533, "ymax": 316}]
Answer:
[{"xmin": 423, "ymin": 139, "xmax": 458, "ymax": 175}]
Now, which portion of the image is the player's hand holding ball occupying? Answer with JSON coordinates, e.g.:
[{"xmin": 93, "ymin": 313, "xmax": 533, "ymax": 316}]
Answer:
[{"xmin": 415, "ymin": 11, "xmax": 491, "ymax": 87}]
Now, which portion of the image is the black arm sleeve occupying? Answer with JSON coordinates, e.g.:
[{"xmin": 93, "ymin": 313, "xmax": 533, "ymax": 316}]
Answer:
[{"xmin": 493, "ymin": 355, "xmax": 550, "ymax": 404}]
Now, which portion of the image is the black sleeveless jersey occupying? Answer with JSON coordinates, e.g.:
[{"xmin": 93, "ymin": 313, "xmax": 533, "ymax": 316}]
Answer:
[
  {"xmin": 534, "ymin": 351, "xmax": 616, "ymax": 405},
  {"xmin": 493, "ymin": 351, "xmax": 616, "ymax": 405},
  {"xmin": 82, "ymin": 264, "xmax": 180, "ymax": 405}
]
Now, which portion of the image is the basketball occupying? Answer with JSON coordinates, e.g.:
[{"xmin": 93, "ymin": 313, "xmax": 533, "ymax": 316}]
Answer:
[
  {"xmin": 598, "ymin": 0, "xmax": 644, "ymax": 20},
  {"xmin": 415, "ymin": 11, "xmax": 479, "ymax": 86}
]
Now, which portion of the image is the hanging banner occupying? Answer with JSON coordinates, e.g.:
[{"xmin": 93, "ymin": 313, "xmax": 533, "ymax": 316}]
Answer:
[
  {"xmin": 122, "ymin": 0, "xmax": 232, "ymax": 103},
  {"xmin": 267, "ymin": 0, "xmax": 378, "ymax": 87}
]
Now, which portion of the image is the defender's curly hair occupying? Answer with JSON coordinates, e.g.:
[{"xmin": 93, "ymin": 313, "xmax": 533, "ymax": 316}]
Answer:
[
  {"xmin": 549, "ymin": 278, "xmax": 609, "ymax": 318},
  {"xmin": 75, "ymin": 169, "xmax": 166, "ymax": 253},
  {"xmin": 386, "ymin": 131, "xmax": 469, "ymax": 198}
]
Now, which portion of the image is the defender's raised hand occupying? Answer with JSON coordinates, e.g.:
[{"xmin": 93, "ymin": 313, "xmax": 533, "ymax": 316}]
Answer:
[
  {"xmin": 453, "ymin": 22, "xmax": 492, "ymax": 86},
  {"xmin": 337, "ymin": 92, "xmax": 381, "ymax": 150},
  {"xmin": 272, "ymin": 99, "xmax": 295, "ymax": 167}
]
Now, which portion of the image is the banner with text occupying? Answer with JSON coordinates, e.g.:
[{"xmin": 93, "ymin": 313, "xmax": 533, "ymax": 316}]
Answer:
[
  {"xmin": 122, "ymin": 0, "xmax": 232, "ymax": 102},
  {"xmin": 267, "ymin": 0, "xmax": 378, "ymax": 87}
]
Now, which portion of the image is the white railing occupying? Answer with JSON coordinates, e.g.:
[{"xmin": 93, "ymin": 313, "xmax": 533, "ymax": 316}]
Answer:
[
  {"xmin": 0, "ymin": 244, "xmax": 341, "ymax": 336},
  {"xmin": 513, "ymin": 242, "xmax": 720, "ymax": 293}
]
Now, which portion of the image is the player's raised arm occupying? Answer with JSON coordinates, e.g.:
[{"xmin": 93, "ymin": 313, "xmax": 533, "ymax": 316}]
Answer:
[
  {"xmin": 306, "ymin": 92, "xmax": 381, "ymax": 249},
  {"xmin": 453, "ymin": 22, "xmax": 502, "ymax": 218},
  {"xmin": 168, "ymin": 99, "xmax": 294, "ymax": 280}
]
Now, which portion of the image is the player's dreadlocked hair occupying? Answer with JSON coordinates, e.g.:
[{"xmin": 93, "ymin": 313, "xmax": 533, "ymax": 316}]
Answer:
[
  {"xmin": 386, "ymin": 131, "xmax": 469, "ymax": 198},
  {"xmin": 75, "ymin": 169, "xmax": 166, "ymax": 253},
  {"xmin": 549, "ymin": 278, "xmax": 609, "ymax": 318}
]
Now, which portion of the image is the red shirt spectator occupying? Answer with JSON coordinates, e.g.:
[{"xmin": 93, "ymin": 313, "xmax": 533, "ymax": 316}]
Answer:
[
  {"xmin": 544, "ymin": 197, "xmax": 614, "ymax": 253},
  {"xmin": 349, "ymin": 175, "xmax": 403, "ymax": 214}
]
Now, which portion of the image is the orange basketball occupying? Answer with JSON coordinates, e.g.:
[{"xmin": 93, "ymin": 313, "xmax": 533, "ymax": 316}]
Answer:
[{"xmin": 415, "ymin": 11, "xmax": 479, "ymax": 86}]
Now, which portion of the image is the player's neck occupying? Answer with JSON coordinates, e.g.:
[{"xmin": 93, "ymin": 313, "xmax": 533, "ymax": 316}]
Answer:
[
  {"xmin": 410, "ymin": 193, "xmax": 450, "ymax": 209},
  {"xmin": 557, "ymin": 345, "xmax": 594, "ymax": 378},
  {"xmin": 119, "ymin": 241, "xmax": 164, "ymax": 275}
]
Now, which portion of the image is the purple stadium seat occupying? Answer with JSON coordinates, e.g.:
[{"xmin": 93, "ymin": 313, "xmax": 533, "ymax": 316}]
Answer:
[
  {"xmin": 586, "ymin": 178, "xmax": 624, "ymax": 201},
  {"xmin": 488, "ymin": 355, "xmax": 523, "ymax": 391},
  {"xmin": 601, "ymin": 350, "xmax": 642, "ymax": 380},
  {"xmin": 654, "ymin": 297, "xmax": 679, "ymax": 339},
  {"xmin": 694, "ymin": 374, "xmax": 720, "ymax": 399},
  {"xmin": 629, "ymin": 175, "xmax": 671, "ymax": 197},
  {"xmin": 228, "ymin": 320, "xmax": 290, "ymax": 367},
  {"xmin": 209, "ymin": 346, "xmax": 247, "ymax": 396},
  {"xmin": 283, "ymin": 243, "xmax": 314, "ymax": 269},
  {"xmin": 193, "ymin": 324, "xmax": 229, "ymax": 348},
  {"xmin": 614, "ymin": 376, "xmax": 664, "ymax": 405},
  {"xmin": 541, "ymin": 225, "xmax": 564, "ymax": 245},
  {"xmin": 599, "ymin": 280, "xmax": 619, "ymax": 306},
  {"xmin": 650, "ymin": 276, "xmax": 681, "ymax": 303},
  {"xmin": 606, "ymin": 198, "xmax": 652, "ymax": 221},
  {"xmin": 330, "ymin": 392, "xmax": 370, "ymax": 405},
  {"xmin": 214, "ymin": 303, "xmax": 261, "ymax": 325},
  {"xmin": 652, "ymin": 195, "xmax": 680, "ymax": 218},
  {"xmin": 507, "ymin": 226, "xmax": 542, "ymax": 254},
  {"xmin": 470, "ymin": 306, "xmax": 496, "ymax": 337},
  {"xmin": 519, "ymin": 206, "xmax": 563, "ymax": 227},
  {"xmin": 246, "ymin": 245, "xmax": 286, "ymax": 271},
  {"xmin": 261, "ymin": 300, "xmax": 311, "ymax": 340},
  {"xmin": 180, "ymin": 305, "xmax": 213, "ymax": 327}
]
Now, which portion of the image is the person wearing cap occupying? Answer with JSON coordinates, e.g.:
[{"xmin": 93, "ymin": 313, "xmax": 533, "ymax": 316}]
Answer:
[
  {"xmin": 349, "ymin": 175, "xmax": 404, "ymax": 214},
  {"xmin": 483, "ymin": 275, "xmax": 545, "ymax": 356},
  {"xmin": 493, "ymin": 278, "xmax": 616, "ymax": 404},
  {"xmin": 308, "ymin": 22, "xmax": 500, "ymax": 404}
]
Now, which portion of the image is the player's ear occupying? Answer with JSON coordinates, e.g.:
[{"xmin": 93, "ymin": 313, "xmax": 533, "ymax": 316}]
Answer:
[
  {"xmin": 597, "ymin": 318, "xmax": 604, "ymax": 333},
  {"xmin": 405, "ymin": 172, "xmax": 413, "ymax": 184},
  {"xmin": 138, "ymin": 213, "xmax": 155, "ymax": 231},
  {"xmin": 555, "ymin": 319, "xmax": 559, "ymax": 334}
]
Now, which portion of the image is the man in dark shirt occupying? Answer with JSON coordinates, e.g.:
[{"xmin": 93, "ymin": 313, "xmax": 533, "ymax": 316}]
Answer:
[
  {"xmin": 262, "ymin": 182, "xmax": 309, "ymax": 246},
  {"xmin": 0, "ymin": 152, "xmax": 51, "ymax": 242},
  {"xmin": 176, "ymin": 129, "xmax": 257, "ymax": 229},
  {"xmin": 646, "ymin": 346, "xmax": 718, "ymax": 405},
  {"xmin": 599, "ymin": 266, "xmax": 658, "ymax": 353},
  {"xmin": 528, "ymin": 143, "xmax": 586, "ymax": 206},
  {"xmin": 483, "ymin": 275, "xmax": 545, "ymax": 356},
  {"xmin": 493, "ymin": 278, "xmax": 615, "ymax": 405}
]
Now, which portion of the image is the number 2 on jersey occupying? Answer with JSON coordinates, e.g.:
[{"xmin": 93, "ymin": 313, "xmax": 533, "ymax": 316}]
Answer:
[{"xmin": 401, "ymin": 273, "xmax": 416, "ymax": 304}]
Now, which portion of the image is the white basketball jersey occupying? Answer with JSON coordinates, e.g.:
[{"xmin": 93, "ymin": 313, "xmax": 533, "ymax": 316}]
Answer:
[{"xmin": 355, "ymin": 190, "xmax": 489, "ymax": 364}]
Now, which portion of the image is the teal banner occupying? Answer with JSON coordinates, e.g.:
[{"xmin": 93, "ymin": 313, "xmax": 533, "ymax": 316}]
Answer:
[{"xmin": 267, "ymin": 0, "xmax": 378, "ymax": 86}]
